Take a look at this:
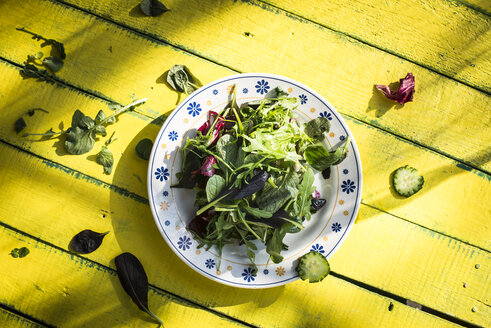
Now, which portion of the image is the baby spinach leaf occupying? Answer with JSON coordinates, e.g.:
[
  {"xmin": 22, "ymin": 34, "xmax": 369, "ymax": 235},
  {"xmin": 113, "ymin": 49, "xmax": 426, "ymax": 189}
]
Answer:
[
  {"xmin": 140, "ymin": 0, "xmax": 170, "ymax": 17},
  {"xmin": 10, "ymin": 247, "xmax": 30, "ymax": 258},
  {"xmin": 42, "ymin": 56, "xmax": 63, "ymax": 72},
  {"xmin": 257, "ymin": 170, "xmax": 298, "ymax": 213},
  {"xmin": 304, "ymin": 117, "xmax": 330, "ymax": 141},
  {"xmin": 115, "ymin": 253, "xmax": 164, "ymax": 326},
  {"xmin": 167, "ymin": 65, "xmax": 197, "ymax": 95},
  {"xmin": 304, "ymin": 137, "xmax": 350, "ymax": 171},
  {"xmin": 206, "ymin": 175, "xmax": 226, "ymax": 202},
  {"xmin": 97, "ymin": 146, "xmax": 114, "ymax": 174},
  {"xmin": 70, "ymin": 230, "xmax": 109, "ymax": 254},
  {"xmin": 135, "ymin": 138, "xmax": 153, "ymax": 160}
]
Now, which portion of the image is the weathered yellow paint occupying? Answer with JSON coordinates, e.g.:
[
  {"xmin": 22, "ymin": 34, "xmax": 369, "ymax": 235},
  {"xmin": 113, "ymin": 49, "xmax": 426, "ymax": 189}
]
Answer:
[
  {"xmin": 42, "ymin": 0, "xmax": 491, "ymax": 172},
  {"xmin": 0, "ymin": 60, "xmax": 488, "ymax": 250},
  {"xmin": 265, "ymin": 0, "xmax": 491, "ymax": 91},
  {"xmin": 0, "ymin": 207, "xmax": 461, "ymax": 328},
  {"xmin": 0, "ymin": 308, "xmax": 45, "ymax": 328},
  {"xmin": 462, "ymin": 0, "xmax": 491, "ymax": 13},
  {"xmin": 0, "ymin": 142, "xmax": 488, "ymax": 326},
  {"xmin": 0, "ymin": 228, "xmax": 249, "ymax": 328}
]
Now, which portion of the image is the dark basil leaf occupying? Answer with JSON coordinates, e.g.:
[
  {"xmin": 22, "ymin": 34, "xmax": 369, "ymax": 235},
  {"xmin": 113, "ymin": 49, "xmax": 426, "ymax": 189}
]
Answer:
[
  {"xmin": 70, "ymin": 230, "xmax": 109, "ymax": 254},
  {"xmin": 304, "ymin": 117, "xmax": 331, "ymax": 141},
  {"xmin": 42, "ymin": 56, "xmax": 63, "ymax": 72},
  {"xmin": 311, "ymin": 198, "xmax": 326, "ymax": 212},
  {"xmin": 322, "ymin": 167, "xmax": 331, "ymax": 179},
  {"xmin": 114, "ymin": 253, "xmax": 164, "ymax": 326},
  {"xmin": 224, "ymin": 170, "xmax": 270, "ymax": 200},
  {"xmin": 140, "ymin": 0, "xmax": 170, "ymax": 16},
  {"xmin": 97, "ymin": 146, "xmax": 114, "ymax": 174},
  {"xmin": 15, "ymin": 117, "xmax": 27, "ymax": 134},
  {"xmin": 135, "ymin": 138, "xmax": 153, "ymax": 160}
]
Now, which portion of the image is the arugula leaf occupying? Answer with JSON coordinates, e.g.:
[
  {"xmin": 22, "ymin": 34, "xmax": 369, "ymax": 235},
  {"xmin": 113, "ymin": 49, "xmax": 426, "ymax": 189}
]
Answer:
[
  {"xmin": 243, "ymin": 205, "xmax": 272, "ymax": 218},
  {"xmin": 304, "ymin": 137, "xmax": 350, "ymax": 171},
  {"xmin": 304, "ymin": 117, "xmax": 330, "ymax": 141},
  {"xmin": 140, "ymin": 0, "xmax": 170, "ymax": 17},
  {"xmin": 20, "ymin": 63, "xmax": 56, "ymax": 84},
  {"xmin": 97, "ymin": 146, "xmax": 114, "ymax": 174},
  {"xmin": 297, "ymin": 168, "xmax": 316, "ymax": 220},
  {"xmin": 16, "ymin": 27, "xmax": 66, "ymax": 59},
  {"xmin": 167, "ymin": 65, "xmax": 198, "ymax": 95},
  {"xmin": 206, "ymin": 175, "xmax": 226, "ymax": 202},
  {"xmin": 266, "ymin": 223, "xmax": 293, "ymax": 263}
]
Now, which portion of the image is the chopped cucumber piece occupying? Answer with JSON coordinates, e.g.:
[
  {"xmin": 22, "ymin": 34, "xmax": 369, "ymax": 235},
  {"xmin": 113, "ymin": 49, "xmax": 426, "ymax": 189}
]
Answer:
[
  {"xmin": 393, "ymin": 165, "xmax": 424, "ymax": 197},
  {"xmin": 296, "ymin": 251, "xmax": 330, "ymax": 283}
]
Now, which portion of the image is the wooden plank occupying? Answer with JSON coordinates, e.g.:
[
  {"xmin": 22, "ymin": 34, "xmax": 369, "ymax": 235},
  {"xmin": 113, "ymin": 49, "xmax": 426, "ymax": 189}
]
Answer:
[
  {"xmin": 459, "ymin": 0, "xmax": 491, "ymax": 14},
  {"xmin": 0, "ymin": 60, "xmax": 488, "ymax": 250},
  {"xmin": 0, "ymin": 143, "xmax": 488, "ymax": 326},
  {"xmin": 263, "ymin": 0, "xmax": 491, "ymax": 91},
  {"xmin": 0, "ymin": 228, "xmax": 249, "ymax": 327},
  {"xmin": 0, "ymin": 0, "xmax": 489, "ymax": 172},
  {"xmin": 0, "ymin": 308, "xmax": 47, "ymax": 328},
  {"xmin": 0, "ymin": 205, "xmax": 461, "ymax": 328}
]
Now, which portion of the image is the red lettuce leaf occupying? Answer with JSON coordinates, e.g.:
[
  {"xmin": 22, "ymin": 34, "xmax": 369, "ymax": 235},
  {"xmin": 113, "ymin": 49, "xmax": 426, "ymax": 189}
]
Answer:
[
  {"xmin": 376, "ymin": 73, "xmax": 415, "ymax": 104},
  {"xmin": 201, "ymin": 155, "xmax": 216, "ymax": 177}
]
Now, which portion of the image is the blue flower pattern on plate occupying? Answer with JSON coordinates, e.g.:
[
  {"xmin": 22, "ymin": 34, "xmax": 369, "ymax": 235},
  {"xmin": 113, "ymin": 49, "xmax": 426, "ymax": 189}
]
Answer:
[
  {"xmin": 163, "ymin": 191, "xmax": 169, "ymax": 197},
  {"xmin": 154, "ymin": 167, "xmax": 169, "ymax": 181},
  {"xmin": 242, "ymin": 267, "xmax": 257, "ymax": 282},
  {"xmin": 177, "ymin": 236, "xmax": 192, "ymax": 251},
  {"xmin": 243, "ymin": 88, "xmax": 248, "ymax": 94},
  {"xmin": 339, "ymin": 135, "xmax": 346, "ymax": 141},
  {"xmin": 263, "ymin": 269, "xmax": 269, "ymax": 275},
  {"xmin": 187, "ymin": 102, "xmax": 202, "ymax": 117},
  {"xmin": 343, "ymin": 169, "xmax": 349, "ymax": 175},
  {"xmin": 310, "ymin": 244, "xmax": 325, "ymax": 254},
  {"xmin": 205, "ymin": 258, "xmax": 215, "ymax": 269},
  {"xmin": 341, "ymin": 179, "xmax": 356, "ymax": 194},
  {"xmin": 168, "ymin": 131, "xmax": 178, "ymax": 141},
  {"xmin": 165, "ymin": 220, "xmax": 170, "ymax": 226},
  {"xmin": 320, "ymin": 111, "xmax": 332, "ymax": 120},
  {"xmin": 332, "ymin": 222, "xmax": 342, "ymax": 233},
  {"xmin": 213, "ymin": 89, "xmax": 218, "ymax": 95},
  {"xmin": 255, "ymin": 79, "xmax": 270, "ymax": 94},
  {"xmin": 299, "ymin": 94, "xmax": 308, "ymax": 105}
]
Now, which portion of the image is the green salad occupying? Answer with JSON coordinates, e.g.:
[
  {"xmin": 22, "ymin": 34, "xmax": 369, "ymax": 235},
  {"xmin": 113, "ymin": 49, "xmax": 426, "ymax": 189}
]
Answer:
[{"xmin": 173, "ymin": 87, "xmax": 349, "ymax": 271}]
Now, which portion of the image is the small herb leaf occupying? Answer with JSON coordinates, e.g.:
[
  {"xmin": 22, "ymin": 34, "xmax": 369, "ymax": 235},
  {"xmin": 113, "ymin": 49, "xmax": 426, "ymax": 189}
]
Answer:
[
  {"xmin": 140, "ymin": 0, "xmax": 170, "ymax": 16},
  {"xmin": 10, "ymin": 247, "xmax": 30, "ymax": 258},
  {"xmin": 167, "ymin": 65, "xmax": 197, "ymax": 94},
  {"xmin": 42, "ymin": 56, "xmax": 63, "ymax": 72},
  {"xmin": 97, "ymin": 146, "xmax": 114, "ymax": 174},
  {"xmin": 135, "ymin": 138, "xmax": 153, "ymax": 160},
  {"xmin": 304, "ymin": 117, "xmax": 331, "ymax": 141},
  {"xmin": 70, "ymin": 230, "xmax": 109, "ymax": 254},
  {"xmin": 114, "ymin": 253, "xmax": 164, "ymax": 326},
  {"xmin": 15, "ymin": 118, "xmax": 27, "ymax": 134},
  {"xmin": 95, "ymin": 110, "xmax": 106, "ymax": 123}
]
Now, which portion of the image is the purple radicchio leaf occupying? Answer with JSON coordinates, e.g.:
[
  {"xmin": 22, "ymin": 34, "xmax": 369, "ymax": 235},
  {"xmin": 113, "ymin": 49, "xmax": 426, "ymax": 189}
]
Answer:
[
  {"xmin": 375, "ymin": 73, "xmax": 415, "ymax": 104},
  {"xmin": 201, "ymin": 156, "xmax": 216, "ymax": 177},
  {"xmin": 198, "ymin": 111, "xmax": 225, "ymax": 146},
  {"xmin": 312, "ymin": 189, "xmax": 321, "ymax": 199}
]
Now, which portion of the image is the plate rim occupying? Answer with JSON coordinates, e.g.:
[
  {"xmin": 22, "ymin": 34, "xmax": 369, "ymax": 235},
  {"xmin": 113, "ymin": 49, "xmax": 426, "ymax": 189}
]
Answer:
[{"xmin": 147, "ymin": 72, "xmax": 363, "ymax": 288}]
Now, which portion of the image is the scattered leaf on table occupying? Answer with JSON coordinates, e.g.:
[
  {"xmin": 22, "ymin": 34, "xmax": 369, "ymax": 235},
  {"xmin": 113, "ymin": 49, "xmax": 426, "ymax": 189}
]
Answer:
[
  {"xmin": 42, "ymin": 56, "xmax": 63, "ymax": 72},
  {"xmin": 70, "ymin": 230, "xmax": 109, "ymax": 254},
  {"xmin": 14, "ymin": 108, "xmax": 49, "ymax": 134},
  {"xmin": 135, "ymin": 138, "xmax": 153, "ymax": 160},
  {"xmin": 376, "ymin": 73, "xmax": 415, "ymax": 104},
  {"xmin": 115, "ymin": 253, "xmax": 164, "ymax": 326},
  {"xmin": 167, "ymin": 65, "xmax": 198, "ymax": 95},
  {"xmin": 10, "ymin": 247, "xmax": 30, "ymax": 258},
  {"xmin": 140, "ymin": 0, "xmax": 170, "ymax": 17},
  {"xmin": 97, "ymin": 146, "xmax": 114, "ymax": 174}
]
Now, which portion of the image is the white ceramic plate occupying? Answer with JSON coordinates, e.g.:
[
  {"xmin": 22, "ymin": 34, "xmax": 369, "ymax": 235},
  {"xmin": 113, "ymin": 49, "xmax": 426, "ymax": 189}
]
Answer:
[{"xmin": 148, "ymin": 73, "xmax": 362, "ymax": 288}]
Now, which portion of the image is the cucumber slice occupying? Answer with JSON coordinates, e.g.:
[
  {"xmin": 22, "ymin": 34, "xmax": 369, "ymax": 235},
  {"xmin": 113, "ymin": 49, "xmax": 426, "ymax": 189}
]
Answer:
[
  {"xmin": 296, "ymin": 251, "xmax": 330, "ymax": 283},
  {"xmin": 393, "ymin": 165, "xmax": 424, "ymax": 197}
]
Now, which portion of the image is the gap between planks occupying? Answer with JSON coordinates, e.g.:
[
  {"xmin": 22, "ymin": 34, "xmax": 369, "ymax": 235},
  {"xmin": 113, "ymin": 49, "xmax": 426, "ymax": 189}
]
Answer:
[
  {"xmin": 0, "ymin": 138, "xmax": 488, "ymax": 328},
  {"xmin": 0, "ymin": 303, "xmax": 53, "ymax": 328},
  {"xmin": 254, "ymin": 0, "xmax": 490, "ymax": 95}
]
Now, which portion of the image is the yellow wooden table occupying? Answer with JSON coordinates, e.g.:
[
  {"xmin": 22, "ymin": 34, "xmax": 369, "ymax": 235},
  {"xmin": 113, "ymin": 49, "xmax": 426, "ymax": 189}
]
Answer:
[{"xmin": 0, "ymin": 0, "xmax": 490, "ymax": 327}]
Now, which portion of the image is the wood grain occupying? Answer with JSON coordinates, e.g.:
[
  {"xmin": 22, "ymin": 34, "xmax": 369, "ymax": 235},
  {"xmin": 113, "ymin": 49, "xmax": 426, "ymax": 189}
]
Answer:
[
  {"xmin": 0, "ymin": 308, "xmax": 47, "ymax": 328},
  {"xmin": 0, "ymin": 60, "xmax": 488, "ymax": 250},
  {"xmin": 0, "ymin": 142, "xmax": 488, "ymax": 326},
  {"xmin": 0, "ymin": 0, "xmax": 489, "ymax": 172},
  {"xmin": 264, "ymin": 0, "xmax": 491, "ymax": 91}
]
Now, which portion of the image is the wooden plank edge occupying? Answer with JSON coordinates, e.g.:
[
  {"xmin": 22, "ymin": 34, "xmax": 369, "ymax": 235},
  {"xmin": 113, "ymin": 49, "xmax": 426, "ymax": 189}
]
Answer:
[{"xmin": 0, "ymin": 304, "xmax": 51, "ymax": 328}]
